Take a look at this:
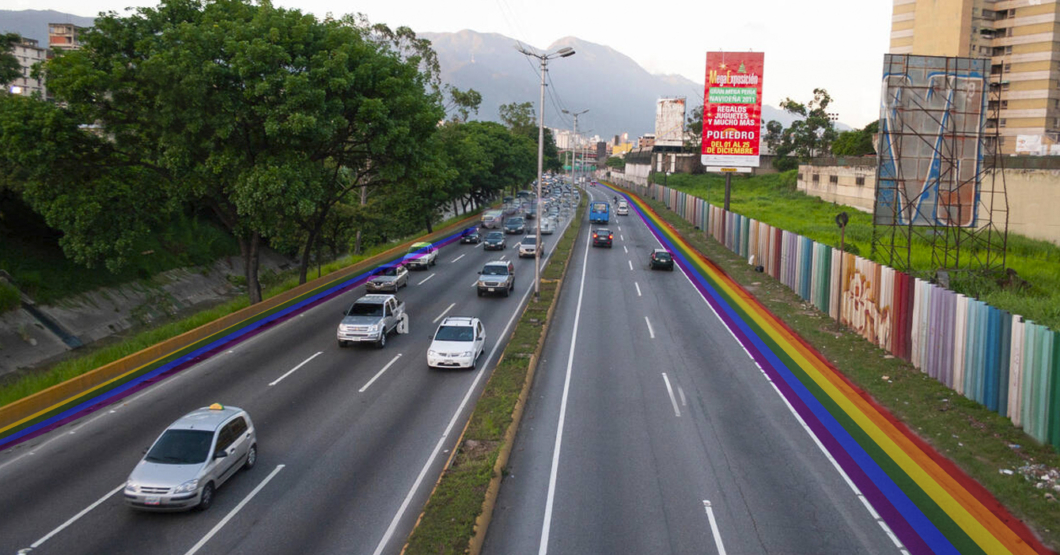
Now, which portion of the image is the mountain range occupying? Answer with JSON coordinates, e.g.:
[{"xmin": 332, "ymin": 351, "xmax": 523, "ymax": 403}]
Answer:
[{"xmin": 1, "ymin": 10, "xmax": 829, "ymax": 139}]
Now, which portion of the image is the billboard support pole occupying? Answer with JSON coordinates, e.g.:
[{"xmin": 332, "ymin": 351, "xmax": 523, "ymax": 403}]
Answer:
[{"xmin": 724, "ymin": 173, "xmax": 732, "ymax": 212}]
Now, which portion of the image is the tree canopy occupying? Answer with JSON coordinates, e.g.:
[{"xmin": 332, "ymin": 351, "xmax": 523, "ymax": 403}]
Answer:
[
  {"xmin": 832, "ymin": 120, "xmax": 879, "ymax": 157},
  {"xmin": 0, "ymin": 33, "xmax": 22, "ymax": 87},
  {"xmin": 764, "ymin": 88, "xmax": 839, "ymax": 172}
]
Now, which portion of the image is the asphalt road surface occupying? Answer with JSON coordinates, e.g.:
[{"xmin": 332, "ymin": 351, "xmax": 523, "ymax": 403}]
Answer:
[
  {"xmin": 482, "ymin": 186, "xmax": 902, "ymax": 555},
  {"xmin": 0, "ymin": 203, "xmax": 574, "ymax": 555}
]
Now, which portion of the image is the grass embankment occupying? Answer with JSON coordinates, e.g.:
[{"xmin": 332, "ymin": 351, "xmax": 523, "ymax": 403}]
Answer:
[
  {"xmin": 0, "ymin": 211, "xmax": 478, "ymax": 408},
  {"xmin": 1, "ymin": 209, "xmax": 239, "ymax": 304},
  {"xmin": 403, "ymin": 198, "xmax": 586, "ymax": 555},
  {"xmin": 656, "ymin": 171, "xmax": 1060, "ymax": 330},
  {"xmin": 638, "ymin": 190, "xmax": 1060, "ymax": 550}
]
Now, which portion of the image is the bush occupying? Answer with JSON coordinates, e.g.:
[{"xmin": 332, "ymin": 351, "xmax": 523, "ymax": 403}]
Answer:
[{"xmin": 0, "ymin": 281, "xmax": 20, "ymax": 313}]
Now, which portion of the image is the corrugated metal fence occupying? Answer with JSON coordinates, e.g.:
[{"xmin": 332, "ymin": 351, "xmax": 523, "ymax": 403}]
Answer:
[{"xmin": 616, "ymin": 180, "xmax": 1060, "ymax": 450}]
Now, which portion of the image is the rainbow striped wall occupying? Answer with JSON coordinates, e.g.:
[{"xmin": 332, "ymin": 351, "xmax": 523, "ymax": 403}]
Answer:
[
  {"xmin": 611, "ymin": 180, "xmax": 1060, "ymax": 452},
  {"xmin": 604, "ymin": 181, "xmax": 1050, "ymax": 555}
]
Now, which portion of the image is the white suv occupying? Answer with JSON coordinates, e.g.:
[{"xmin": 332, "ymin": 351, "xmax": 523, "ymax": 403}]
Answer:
[
  {"xmin": 427, "ymin": 317, "xmax": 486, "ymax": 369},
  {"xmin": 518, "ymin": 235, "xmax": 544, "ymax": 258}
]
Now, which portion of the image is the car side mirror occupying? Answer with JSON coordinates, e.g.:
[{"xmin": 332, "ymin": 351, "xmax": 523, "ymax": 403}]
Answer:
[
  {"xmin": 478, "ymin": 271, "xmax": 482, "ymax": 275},
  {"xmin": 143, "ymin": 447, "xmax": 149, "ymax": 455},
  {"xmin": 214, "ymin": 450, "xmax": 228, "ymax": 459}
]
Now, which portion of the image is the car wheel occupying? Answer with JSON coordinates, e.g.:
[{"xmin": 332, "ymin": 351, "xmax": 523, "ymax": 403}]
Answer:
[
  {"xmin": 244, "ymin": 444, "xmax": 257, "ymax": 470},
  {"xmin": 669, "ymin": 266, "xmax": 675, "ymax": 271},
  {"xmin": 338, "ymin": 340, "xmax": 345, "ymax": 348},
  {"xmin": 477, "ymin": 290, "xmax": 483, "ymax": 297},
  {"xmin": 503, "ymin": 286, "xmax": 510, "ymax": 297},
  {"xmin": 378, "ymin": 332, "xmax": 386, "ymax": 349},
  {"xmin": 196, "ymin": 483, "xmax": 215, "ymax": 512}
]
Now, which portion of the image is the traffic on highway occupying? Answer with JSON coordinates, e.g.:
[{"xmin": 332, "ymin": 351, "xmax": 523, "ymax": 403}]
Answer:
[{"xmin": 0, "ymin": 179, "xmax": 578, "ymax": 555}]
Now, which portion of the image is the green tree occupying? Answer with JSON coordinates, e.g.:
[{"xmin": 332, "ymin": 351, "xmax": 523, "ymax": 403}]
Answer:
[
  {"xmin": 444, "ymin": 86, "xmax": 482, "ymax": 123},
  {"xmin": 764, "ymin": 88, "xmax": 839, "ymax": 171},
  {"xmin": 606, "ymin": 156, "xmax": 625, "ymax": 170},
  {"xmin": 26, "ymin": 0, "xmax": 445, "ymax": 299},
  {"xmin": 0, "ymin": 33, "xmax": 22, "ymax": 87},
  {"xmin": 499, "ymin": 101, "xmax": 537, "ymax": 136},
  {"xmin": 684, "ymin": 104, "xmax": 703, "ymax": 153},
  {"xmin": 832, "ymin": 120, "xmax": 879, "ymax": 156}
]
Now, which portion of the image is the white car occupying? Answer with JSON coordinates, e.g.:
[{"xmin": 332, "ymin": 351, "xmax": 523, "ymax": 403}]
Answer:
[
  {"xmin": 427, "ymin": 317, "xmax": 486, "ymax": 369},
  {"xmin": 616, "ymin": 201, "xmax": 629, "ymax": 216},
  {"xmin": 540, "ymin": 218, "xmax": 556, "ymax": 235},
  {"xmin": 518, "ymin": 235, "xmax": 544, "ymax": 258}
]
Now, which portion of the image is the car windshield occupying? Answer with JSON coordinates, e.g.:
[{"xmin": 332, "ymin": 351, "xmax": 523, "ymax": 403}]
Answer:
[
  {"xmin": 378, "ymin": 266, "xmax": 399, "ymax": 277},
  {"xmin": 435, "ymin": 325, "xmax": 474, "ymax": 341},
  {"xmin": 145, "ymin": 429, "xmax": 214, "ymax": 465},
  {"xmin": 482, "ymin": 265, "xmax": 509, "ymax": 276},
  {"xmin": 655, "ymin": 252, "xmax": 671, "ymax": 260},
  {"xmin": 596, "ymin": 229, "xmax": 610, "ymax": 235},
  {"xmin": 407, "ymin": 244, "xmax": 430, "ymax": 254},
  {"xmin": 507, "ymin": 219, "xmax": 523, "ymax": 226},
  {"xmin": 486, "ymin": 233, "xmax": 503, "ymax": 240},
  {"xmin": 347, "ymin": 303, "xmax": 383, "ymax": 317},
  {"xmin": 522, "ymin": 237, "xmax": 537, "ymax": 244},
  {"xmin": 591, "ymin": 202, "xmax": 608, "ymax": 213}
]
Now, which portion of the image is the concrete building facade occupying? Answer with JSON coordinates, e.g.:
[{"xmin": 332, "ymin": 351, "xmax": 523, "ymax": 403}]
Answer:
[
  {"xmin": 48, "ymin": 23, "xmax": 84, "ymax": 51},
  {"xmin": 890, "ymin": 0, "xmax": 1060, "ymax": 154},
  {"xmin": 8, "ymin": 39, "xmax": 47, "ymax": 98}
]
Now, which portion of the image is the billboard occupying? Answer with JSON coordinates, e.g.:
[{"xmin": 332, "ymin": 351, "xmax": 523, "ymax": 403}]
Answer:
[
  {"xmin": 875, "ymin": 55, "xmax": 986, "ymax": 227},
  {"xmin": 701, "ymin": 52, "xmax": 764, "ymax": 168},
  {"xmin": 655, "ymin": 97, "xmax": 687, "ymax": 148}
]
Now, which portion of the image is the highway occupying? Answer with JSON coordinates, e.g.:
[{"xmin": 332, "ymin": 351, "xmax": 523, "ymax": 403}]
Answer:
[
  {"xmin": 0, "ymin": 204, "xmax": 573, "ymax": 555},
  {"xmin": 483, "ymin": 186, "xmax": 902, "ymax": 554}
]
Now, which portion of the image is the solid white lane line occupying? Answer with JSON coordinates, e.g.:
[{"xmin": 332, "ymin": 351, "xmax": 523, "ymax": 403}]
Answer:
[
  {"xmin": 538, "ymin": 227, "xmax": 593, "ymax": 555},
  {"xmin": 268, "ymin": 352, "xmax": 323, "ymax": 387},
  {"xmin": 645, "ymin": 316, "xmax": 655, "ymax": 339},
  {"xmin": 628, "ymin": 260, "xmax": 634, "ymax": 271},
  {"xmin": 662, "ymin": 373, "xmax": 680, "ymax": 417},
  {"xmin": 25, "ymin": 483, "xmax": 124, "ymax": 550},
  {"xmin": 623, "ymin": 245, "xmax": 628, "ymax": 254},
  {"xmin": 630, "ymin": 185, "xmax": 908, "ymax": 555},
  {"xmin": 372, "ymin": 257, "xmax": 541, "ymax": 555},
  {"xmin": 183, "ymin": 465, "xmax": 286, "ymax": 555},
  {"xmin": 635, "ymin": 282, "xmax": 642, "ymax": 297},
  {"xmin": 451, "ymin": 254, "xmax": 466, "ymax": 263},
  {"xmin": 678, "ymin": 386, "xmax": 687, "ymax": 407},
  {"xmin": 703, "ymin": 500, "xmax": 728, "ymax": 555},
  {"xmin": 359, "ymin": 354, "xmax": 404, "ymax": 393},
  {"xmin": 417, "ymin": 274, "xmax": 435, "ymax": 285},
  {"xmin": 433, "ymin": 303, "xmax": 456, "ymax": 323}
]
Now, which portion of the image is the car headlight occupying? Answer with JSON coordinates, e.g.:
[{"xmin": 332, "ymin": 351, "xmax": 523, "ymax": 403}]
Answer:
[
  {"xmin": 462, "ymin": 351, "xmax": 473, "ymax": 357},
  {"xmin": 428, "ymin": 350, "xmax": 439, "ymax": 357},
  {"xmin": 367, "ymin": 324, "xmax": 380, "ymax": 332},
  {"xmin": 477, "ymin": 281, "xmax": 486, "ymax": 287},
  {"xmin": 125, "ymin": 481, "xmax": 138, "ymax": 493},
  {"xmin": 173, "ymin": 479, "xmax": 199, "ymax": 494}
]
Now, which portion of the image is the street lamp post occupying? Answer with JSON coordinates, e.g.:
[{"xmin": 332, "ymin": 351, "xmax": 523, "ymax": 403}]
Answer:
[{"xmin": 517, "ymin": 44, "xmax": 575, "ymax": 302}]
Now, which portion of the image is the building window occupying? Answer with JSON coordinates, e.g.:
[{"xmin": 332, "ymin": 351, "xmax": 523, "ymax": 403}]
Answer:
[
  {"xmin": 1000, "ymin": 119, "xmax": 1007, "ymax": 127},
  {"xmin": 1006, "ymin": 28, "xmax": 1014, "ymax": 37},
  {"xmin": 798, "ymin": 174, "xmax": 803, "ymax": 182},
  {"xmin": 1004, "ymin": 63, "xmax": 1012, "ymax": 72},
  {"xmin": 812, "ymin": 174, "xmax": 820, "ymax": 183},
  {"xmin": 1006, "ymin": 46, "xmax": 1013, "ymax": 55},
  {"xmin": 1002, "ymin": 100, "xmax": 1009, "ymax": 109},
  {"xmin": 856, "ymin": 177, "xmax": 865, "ymax": 186},
  {"xmin": 1002, "ymin": 83, "xmax": 1011, "ymax": 91},
  {"xmin": 829, "ymin": 175, "xmax": 839, "ymax": 184}
]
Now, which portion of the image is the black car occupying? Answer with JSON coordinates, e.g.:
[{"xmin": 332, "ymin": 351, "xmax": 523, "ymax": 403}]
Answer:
[
  {"xmin": 483, "ymin": 231, "xmax": 507, "ymax": 250},
  {"xmin": 592, "ymin": 228, "xmax": 613, "ymax": 248},
  {"xmin": 649, "ymin": 248, "xmax": 674, "ymax": 271},
  {"xmin": 460, "ymin": 228, "xmax": 481, "ymax": 244},
  {"xmin": 505, "ymin": 217, "xmax": 526, "ymax": 234}
]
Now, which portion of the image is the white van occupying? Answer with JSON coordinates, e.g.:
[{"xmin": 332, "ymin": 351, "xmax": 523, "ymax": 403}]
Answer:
[{"xmin": 616, "ymin": 200, "xmax": 629, "ymax": 216}]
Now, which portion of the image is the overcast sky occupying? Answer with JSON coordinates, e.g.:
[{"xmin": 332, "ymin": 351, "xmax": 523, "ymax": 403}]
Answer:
[{"xmin": 5, "ymin": 0, "xmax": 893, "ymax": 128}]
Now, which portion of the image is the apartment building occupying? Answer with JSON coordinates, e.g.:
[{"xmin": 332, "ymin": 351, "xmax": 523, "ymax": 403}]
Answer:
[
  {"xmin": 48, "ymin": 23, "xmax": 85, "ymax": 51},
  {"xmin": 8, "ymin": 38, "xmax": 47, "ymax": 97},
  {"xmin": 890, "ymin": 0, "xmax": 1060, "ymax": 153}
]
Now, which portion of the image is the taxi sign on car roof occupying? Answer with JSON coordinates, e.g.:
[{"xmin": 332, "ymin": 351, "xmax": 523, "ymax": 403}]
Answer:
[{"xmin": 209, "ymin": 403, "xmax": 224, "ymax": 410}]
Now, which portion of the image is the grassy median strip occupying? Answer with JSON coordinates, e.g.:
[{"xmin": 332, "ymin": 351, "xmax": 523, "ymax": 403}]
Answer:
[
  {"xmin": 636, "ymin": 192, "xmax": 1060, "ymax": 550},
  {"xmin": 0, "ymin": 211, "xmax": 479, "ymax": 408},
  {"xmin": 404, "ymin": 198, "xmax": 586, "ymax": 555}
]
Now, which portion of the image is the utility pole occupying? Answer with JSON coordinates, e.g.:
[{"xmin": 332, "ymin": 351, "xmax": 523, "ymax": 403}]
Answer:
[
  {"xmin": 517, "ymin": 44, "xmax": 575, "ymax": 302},
  {"xmin": 563, "ymin": 109, "xmax": 588, "ymax": 187}
]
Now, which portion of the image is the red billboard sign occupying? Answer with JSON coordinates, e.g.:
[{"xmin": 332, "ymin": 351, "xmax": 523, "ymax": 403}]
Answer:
[{"xmin": 701, "ymin": 51, "xmax": 764, "ymax": 169}]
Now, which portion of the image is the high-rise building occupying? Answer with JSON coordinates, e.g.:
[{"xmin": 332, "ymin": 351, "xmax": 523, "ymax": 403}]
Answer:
[
  {"xmin": 48, "ymin": 23, "xmax": 85, "ymax": 51},
  {"xmin": 889, "ymin": 0, "xmax": 1060, "ymax": 153},
  {"xmin": 8, "ymin": 38, "xmax": 47, "ymax": 97}
]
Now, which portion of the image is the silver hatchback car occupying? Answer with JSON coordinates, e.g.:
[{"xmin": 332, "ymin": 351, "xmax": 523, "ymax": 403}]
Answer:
[{"xmin": 124, "ymin": 404, "xmax": 257, "ymax": 511}]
